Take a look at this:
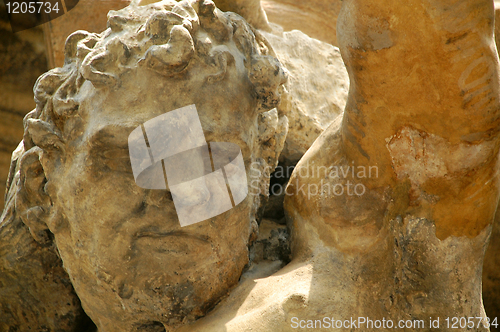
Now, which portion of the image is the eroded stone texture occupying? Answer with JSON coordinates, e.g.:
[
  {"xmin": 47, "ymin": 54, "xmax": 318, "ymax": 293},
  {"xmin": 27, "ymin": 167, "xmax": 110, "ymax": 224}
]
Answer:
[
  {"xmin": 211, "ymin": 0, "xmax": 349, "ymax": 227},
  {"xmin": 250, "ymin": 218, "xmax": 290, "ymax": 264},
  {"xmin": 483, "ymin": 209, "xmax": 500, "ymax": 330},
  {"xmin": 0, "ymin": 5, "xmax": 93, "ymax": 331},
  {"xmin": 3, "ymin": 1, "xmax": 498, "ymax": 331},
  {"xmin": 0, "ymin": 145, "xmax": 96, "ymax": 331},
  {"xmin": 219, "ymin": 0, "xmax": 499, "ymax": 323},
  {"xmin": 262, "ymin": 30, "xmax": 348, "ymax": 163},
  {"xmin": 41, "ymin": 0, "xmax": 348, "ymax": 168},
  {"xmin": 213, "ymin": 0, "xmax": 342, "ymax": 46},
  {"xmin": 283, "ymin": 0, "xmax": 500, "ymax": 328},
  {"xmin": 213, "ymin": 0, "xmax": 349, "ymax": 165},
  {"xmin": 262, "ymin": 0, "xmax": 341, "ymax": 46},
  {"xmin": 0, "ymin": 3, "xmax": 48, "ymax": 210},
  {"xmin": 258, "ymin": 29, "xmax": 348, "ymax": 224},
  {"xmin": 483, "ymin": 2, "xmax": 500, "ymax": 324},
  {"xmin": 2, "ymin": 0, "xmax": 288, "ymax": 331},
  {"xmin": 212, "ymin": 0, "xmax": 271, "ymax": 31},
  {"xmin": 179, "ymin": 0, "xmax": 500, "ymax": 330},
  {"xmin": 495, "ymin": 2, "xmax": 500, "ymax": 48},
  {"xmin": 43, "ymin": 0, "xmax": 131, "ymax": 68}
]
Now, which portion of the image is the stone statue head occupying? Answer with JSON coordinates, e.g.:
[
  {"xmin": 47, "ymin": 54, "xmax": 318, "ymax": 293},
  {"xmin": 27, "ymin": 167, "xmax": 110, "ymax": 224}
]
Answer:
[{"xmin": 10, "ymin": 0, "xmax": 287, "ymax": 330}]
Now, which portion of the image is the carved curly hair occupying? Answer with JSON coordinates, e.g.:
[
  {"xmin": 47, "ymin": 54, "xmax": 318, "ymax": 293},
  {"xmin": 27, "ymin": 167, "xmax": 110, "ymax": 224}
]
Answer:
[{"xmin": 3, "ymin": 0, "xmax": 287, "ymax": 245}]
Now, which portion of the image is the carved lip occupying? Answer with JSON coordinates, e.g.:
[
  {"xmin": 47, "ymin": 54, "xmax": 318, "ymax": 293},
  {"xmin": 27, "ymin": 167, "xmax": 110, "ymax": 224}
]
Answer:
[
  {"xmin": 133, "ymin": 229, "xmax": 212, "ymax": 256},
  {"xmin": 134, "ymin": 229, "xmax": 210, "ymax": 243}
]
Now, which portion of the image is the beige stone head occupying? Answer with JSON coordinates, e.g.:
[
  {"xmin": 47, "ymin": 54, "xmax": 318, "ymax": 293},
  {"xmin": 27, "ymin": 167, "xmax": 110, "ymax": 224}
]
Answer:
[{"xmin": 12, "ymin": 0, "xmax": 287, "ymax": 330}]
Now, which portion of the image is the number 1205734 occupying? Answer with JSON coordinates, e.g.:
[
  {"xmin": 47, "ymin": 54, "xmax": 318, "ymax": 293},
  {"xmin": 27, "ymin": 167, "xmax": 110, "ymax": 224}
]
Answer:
[
  {"xmin": 5, "ymin": 2, "xmax": 60, "ymax": 14},
  {"xmin": 445, "ymin": 317, "xmax": 498, "ymax": 329}
]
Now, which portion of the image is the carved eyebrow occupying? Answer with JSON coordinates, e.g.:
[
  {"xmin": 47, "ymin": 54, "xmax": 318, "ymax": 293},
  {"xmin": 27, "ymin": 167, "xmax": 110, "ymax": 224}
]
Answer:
[{"xmin": 89, "ymin": 126, "xmax": 136, "ymax": 150}]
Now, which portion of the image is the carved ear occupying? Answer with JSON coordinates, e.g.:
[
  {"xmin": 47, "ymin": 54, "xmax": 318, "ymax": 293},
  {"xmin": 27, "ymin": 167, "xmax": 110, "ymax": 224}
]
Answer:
[
  {"xmin": 26, "ymin": 118, "xmax": 65, "ymax": 153},
  {"xmin": 15, "ymin": 148, "xmax": 53, "ymax": 245},
  {"xmin": 16, "ymin": 120, "xmax": 66, "ymax": 245}
]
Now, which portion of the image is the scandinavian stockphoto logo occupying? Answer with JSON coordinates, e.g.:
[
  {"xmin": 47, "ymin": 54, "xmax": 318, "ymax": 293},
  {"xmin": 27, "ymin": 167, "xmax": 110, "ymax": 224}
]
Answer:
[{"xmin": 128, "ymin": 105, "xmax": 248, "ymax": 227}]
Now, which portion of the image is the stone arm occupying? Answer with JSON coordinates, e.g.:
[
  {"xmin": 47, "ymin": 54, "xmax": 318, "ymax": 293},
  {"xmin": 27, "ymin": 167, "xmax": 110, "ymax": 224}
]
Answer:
[
  {"xmin": 285, "ymin": 0, "xmax": 500, "ymax": 325},
  {"xmin": 337, "ymin": 0, "xmax": 500, "ymax": 239}
]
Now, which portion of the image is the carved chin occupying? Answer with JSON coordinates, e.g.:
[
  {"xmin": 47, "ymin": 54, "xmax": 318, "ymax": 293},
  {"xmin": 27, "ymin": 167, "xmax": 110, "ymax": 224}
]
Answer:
[{"xmin": 107, "ymin": 271, "xmax": 226, "ymax": 329}]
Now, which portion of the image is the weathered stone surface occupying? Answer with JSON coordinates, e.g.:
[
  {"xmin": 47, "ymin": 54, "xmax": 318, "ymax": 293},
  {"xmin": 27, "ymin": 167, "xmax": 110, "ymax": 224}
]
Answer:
[
  {"xmin": 0, "ymin": 3, "xmax": 48, "ymax": 210},
  {"xmin": 213, "ymin": 0, "xmax": 342, "ymax": 46},
  {"xmin": 214, "ymin": 0, "xmax": 349, "ymax": 173},
  {"xmin": 41, "ymin": 0, "xmax": 344, "ymax": 166},
  {"xmin": 179, "ymin": 0, "xmax": 500, "ymax": 330},
  {"xmin": 212, "ymin": 0, "xmax": 348, "ymax": 164},
  {"xmin": 484, "ymin": 3, "xmax": 500, "ymax": 325},
  {"xmin": 0, "ymin": 5, "xmax": 94, "ymax": 332},
  {"xmin": 0, "ymin": 144, "xmax": 96, "ymax": 332},
  {"xmin": 212, "ymin": 0, "xmax": 350, "ymax": 223},
  {"xmin": 2, "ymin": 0, "xmax": 287, "ymax": 330},
  {"xmin": 250, "ymin": 218, "xmax": 290, "ymax": 264},
  {"xmin": 495, "ymin": 2, "xmax": 500, "ymax": 49},
  {"xmin": 483, "ymin": 209, "xmax": 500, "ymax": 330},
  {"xmin": 262, "ymin": 0, "xmax": 341, "ymax": 46},
  {"xmin": 42, "ymin": 0, "xmax": 131, "ymax": 68},
  {"xmin": 3, "ymin": 0, "xmax": 500, "ymax": 331},
  {"xmin": 213, "ymin": 0, "xmax": 271, "ymax": 31},
  {"xmin": 284, "ymin": 0, "xmax": 500, "ymax": 328},
  {"xmin": 262, "ymin": 29, "xmax": 348, "ymax": 163}
]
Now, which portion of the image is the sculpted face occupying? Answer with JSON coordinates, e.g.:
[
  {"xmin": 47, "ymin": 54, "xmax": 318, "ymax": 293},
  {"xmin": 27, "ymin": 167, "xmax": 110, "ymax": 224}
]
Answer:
[
  {"xmin": 27, "ymin": 1, "xmax": 286, "ymax": 330},
  {"xmin": 52, "ymin": 63, "xmax": 253, "ymax": 330}
]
